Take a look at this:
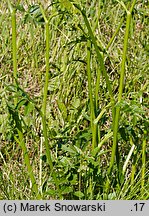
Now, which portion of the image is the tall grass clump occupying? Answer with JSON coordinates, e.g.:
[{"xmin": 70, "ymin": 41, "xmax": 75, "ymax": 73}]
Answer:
[{"xmin": 0, "ymin": 0, "xmax": 148, "ymax": 199}]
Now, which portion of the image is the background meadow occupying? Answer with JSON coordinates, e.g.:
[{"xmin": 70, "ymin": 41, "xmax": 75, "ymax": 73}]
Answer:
[{"xmin": 0, "ymin": 0, "xmax": 148, "ymax": 199}]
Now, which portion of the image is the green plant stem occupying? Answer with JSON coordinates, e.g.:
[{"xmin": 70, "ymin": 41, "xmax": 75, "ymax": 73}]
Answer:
[
  {"xmin": 95, "ymin": 67, "xmax": 101, "ymax": 113},
  {"xmin": 106, "ymin": 0, "xmax": 137, "ymax": 190},
  {"xmin": 74, "ymin": 3, "xmax": 115, "ymax": 148},
  {"xmin": 73, "ymin": 4, "xmax": 114, "ymax": 102},
  {"xmin": 11, "ymin": 10, "xmax": 17, "ymax": 81},
  {"xmin": 39, "ymin": 5, "xmax": 61, "ymax": 197},
  {"xmin": 80, "ymin": 7, "xmax": 116, "ymax": 149},
  {"xmin": 42, "ymin": 21, "xmax": 56, "ymax": 181},
  {"xmin": 7, "ymin": 0, "xmax": 17, "ymax": 81},
  {"xmin": 83, "ymin": 13, "xmax": 113, "ymax": 101},
  {"xmin": 95, "ymin": 67, "xmax": 101, "ymax": 143},
  {"xmin": 42, "ymin": 22, "xmax": 50, "ymax": 115},
  {"xmin": 106, "ymin": 16, "xmax": 125, "ymax": 50},
  {"xmin": 87, "ymin": 40, "xmax": 97, "ymax": 149},
  {"xmin": 8, "ymin": 0, "xmax": 17, "ymax": 106},
  {"xmin": 93, "ymin": 0, "xmax": 102, "ymax": 32}
]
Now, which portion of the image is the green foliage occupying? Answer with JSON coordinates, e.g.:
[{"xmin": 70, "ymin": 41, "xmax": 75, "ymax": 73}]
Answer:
[
  {"xmin": 0, "ymin": 0, "xmax": 148, "ymax": 199},
  {"xmin": 24, "ymin": 5, "xmax": 45, "ymax": 25}
]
